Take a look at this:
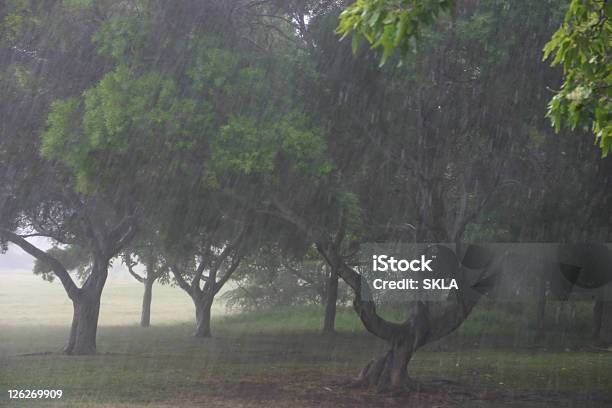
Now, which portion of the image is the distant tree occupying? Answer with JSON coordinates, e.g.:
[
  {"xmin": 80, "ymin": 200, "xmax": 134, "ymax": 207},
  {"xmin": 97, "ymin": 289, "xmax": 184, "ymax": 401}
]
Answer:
[
  {"xmin": 223, "ymin": 245, "xmax": 351, "ymax": 319},
  {"xmin": 168, "ymin": 228, "xmax": 246, "ymax": 338},
  {"xmin": 121, "ymin": 232, "xmax": 171, "ymax": 328}
]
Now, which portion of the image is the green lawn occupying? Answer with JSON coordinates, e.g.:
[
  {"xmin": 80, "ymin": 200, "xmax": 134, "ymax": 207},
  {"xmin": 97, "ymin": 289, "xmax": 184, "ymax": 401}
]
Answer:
[{"xmin": 1, "ymin": 316, "xmax": 612, "ymax": 407}]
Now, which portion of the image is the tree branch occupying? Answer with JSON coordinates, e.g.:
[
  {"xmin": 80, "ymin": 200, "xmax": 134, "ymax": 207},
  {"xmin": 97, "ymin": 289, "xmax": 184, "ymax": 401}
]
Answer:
[
  {"xmin": 122, "ymin": 254, "xmax": 145, "ymax": 283},
  {"xmin": 170, "ymin": 264, "xmax": 192, "ymax": 294},
  {"xmin": 214, "ymin": 256, "xmax": 242, "ymax": 295},
  {"xmin": 1, "ymin": 229, "xmax": 80, "ymax": 301}
]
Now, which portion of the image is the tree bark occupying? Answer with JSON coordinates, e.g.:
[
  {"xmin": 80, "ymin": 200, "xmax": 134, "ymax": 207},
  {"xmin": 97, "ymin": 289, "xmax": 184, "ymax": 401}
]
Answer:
[
  {"xmin": 194, "ymin": 299, "xmax": 213, "ymax": 338},
  {"xmin": 141, "ymin": 278, "xmax": 154, "ymax": 327},
  {"xmin": 322, "ymin": 267, "xmax": 339, "ymax": 334},
  {"xmin": 593, "ymin": 299, "xmax": 612, "ymax": 344},
  {"xmin": 64, "ymin": 260, "xmax": 108, "ymax": 355},
  {"xmin": 354, "ymin": 335, "xmax": 415, "ymax": 392},
  {"xmin": 65, "ymin": 293, "xmax": 101, "ymax": 355}
]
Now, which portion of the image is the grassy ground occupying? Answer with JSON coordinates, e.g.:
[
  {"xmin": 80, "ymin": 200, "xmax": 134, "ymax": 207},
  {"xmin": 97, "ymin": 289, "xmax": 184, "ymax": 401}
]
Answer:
[
  {"xmin": 1, "ymin": 319, "xmax": 611, "ymax": 408},
  {"xmin": 1, "ymin": 272, "xmax": 612, "ymax": 407}
]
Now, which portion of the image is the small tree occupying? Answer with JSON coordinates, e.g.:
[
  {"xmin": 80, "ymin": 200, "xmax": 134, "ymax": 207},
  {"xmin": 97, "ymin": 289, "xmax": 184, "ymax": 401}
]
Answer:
[{"xmin": 122, "ymin": 236, "xmax": 170, "ymax": 328}]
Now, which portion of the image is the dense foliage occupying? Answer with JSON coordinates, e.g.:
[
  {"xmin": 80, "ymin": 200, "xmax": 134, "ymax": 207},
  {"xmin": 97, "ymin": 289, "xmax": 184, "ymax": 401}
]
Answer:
[{"xmin": 338, "ymin": 0, "xmax": 611, "ymax": 156}]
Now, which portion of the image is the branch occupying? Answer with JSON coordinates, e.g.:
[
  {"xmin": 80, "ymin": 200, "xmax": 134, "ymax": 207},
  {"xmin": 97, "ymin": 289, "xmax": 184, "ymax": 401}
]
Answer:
[
  {"xmin": 63, "ymin": 191, "xmax": 105, "ymax": 258},
  {"xmin": 108, "ymin": 222, "xmax": 138, "ymax": 258},
  {"xmin": 191, "ymin": 259, "xmax": 208, "ymax": 289},
  {"xmin": 122, "ymin": 254, "xmax": 144, "ymax": 283},
  {"xmin": 170, "ymin": 264, "xmax": 191, "ymax": 294},
  {"xmin": 1, "ymin": 229, "xmax": 80, "ymax": 301},
  {"xmin": 286, "ymin": 264, "xmax": 317, "ymax": 286},
  {"xmin": 214, "ymin": 256, "xmax": 242, "ymax": 295}
]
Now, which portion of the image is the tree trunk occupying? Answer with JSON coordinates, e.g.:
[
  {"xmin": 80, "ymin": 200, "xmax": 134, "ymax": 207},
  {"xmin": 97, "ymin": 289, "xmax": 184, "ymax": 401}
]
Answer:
[
  {"xmin": 594, "ymin": 299, "xmax": 612, "ymax": 345},
  {"xmin": 354, "ymin": 335, "xmax": 414, "ymax": 392},
  {"xmin": 140, "ymin": 278, "xmax": 154, "ymax": 327},
  {"xmin": 316, "ymin": 243, "xmax": 490, "ymax": 393},
  {"xmin": 593, "ymin": 299, "xmax": 603, "ymax": 340},
  {"xmin": 194, "ymin": 299, "xmax": 213, "ymax": 338},
  {"xmin": 64, "ymin": 260, "xmax": 108, "ymax": 355},
  {"xmin": 65, "ymin": 293, "xmax": 101, "ymax": 355},
  {"xmin": 535, "ymin": 276, "xmax": 546, "ymax": 334},
  {"xmin": 322, "ymin": 268, "xmax": 339, "ymax": 334}
]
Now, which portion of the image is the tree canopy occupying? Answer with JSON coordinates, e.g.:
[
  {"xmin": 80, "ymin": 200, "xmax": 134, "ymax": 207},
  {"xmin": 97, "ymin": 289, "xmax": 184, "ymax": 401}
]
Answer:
[{"xmin": 337, "ymin": 0, "xmax": 611, "ymax": 155}]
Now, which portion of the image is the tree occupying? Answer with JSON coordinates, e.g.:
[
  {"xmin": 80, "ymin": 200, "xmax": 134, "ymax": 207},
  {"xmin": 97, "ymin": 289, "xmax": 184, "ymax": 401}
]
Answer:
[
  {"xmin": 0, "ymin": 1, "xmax": 138, "ymax": 355},
  {"xmin": 122, "ymin": 235, "xmax": 170, "ymax": 328},
  {"xmin": 169, "ymin": 231, "xmax": 245, "ymax": 338},
  {"xmin": 223, "ymin": 244, "xmax": 352, "ymax": 331},
  {"xmin": 2, "ymin": 188, "xmax": 137, "ymax": 355}
]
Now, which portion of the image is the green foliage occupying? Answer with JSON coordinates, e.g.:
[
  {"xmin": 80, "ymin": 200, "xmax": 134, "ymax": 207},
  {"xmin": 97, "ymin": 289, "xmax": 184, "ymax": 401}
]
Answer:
[
  {"xmin": 543, "ymin": 0, "xmax": 611, "ymax": 156},
  {"xmin": 41, "ymin": 97, "xmax": 84, "ymax": 181},
  {"xmin": 42, "ymin": 65, "xmax": 203, "ymax": 192},
  {"xmin": 93, "ymin": 13, "xmax": 151, "ymax": 61},
  {"xmin": 211, "ymin": 114, "xmax": 331, "ymax": 178},
  {"xmin": 338, "ymin": 0, "xmax": 611, "ymax": 157},
  {"xmin": 43, "ymin": 5, "xmax": 330, "ymax": 198},
  {"xmin": 223, "ymin": 245, "xmax": 351, "ymax": 311},
  {"xmin": 187, "ymin": 36, "xmax": 332, "ymax": 182},
  {"xmin": 337, "ymin": 0, "xmax": 455, "ymax": 65},
  {"xmin": 0, "ymin": 0, "xmax": 35, "ymax": 44}
]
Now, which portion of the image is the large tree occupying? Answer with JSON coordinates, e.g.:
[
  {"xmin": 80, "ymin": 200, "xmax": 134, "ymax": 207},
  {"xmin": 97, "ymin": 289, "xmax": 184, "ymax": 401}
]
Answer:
[{"xmin": 0, "ymin": 1, "xmax": 139, "ymax": 355}]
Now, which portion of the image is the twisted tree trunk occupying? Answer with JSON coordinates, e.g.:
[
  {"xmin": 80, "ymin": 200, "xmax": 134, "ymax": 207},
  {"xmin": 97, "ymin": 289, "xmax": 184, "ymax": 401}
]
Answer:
[
  {"xmin": 355, "ymin": 334, "xmax": 415, "ymax": 391},
  {"xmin": 316, "ymin": 241, "xmax": 493, "ymax": 392}
]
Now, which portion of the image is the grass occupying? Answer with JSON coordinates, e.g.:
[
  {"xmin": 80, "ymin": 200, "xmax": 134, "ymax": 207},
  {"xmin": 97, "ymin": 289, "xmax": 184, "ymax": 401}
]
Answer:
[
  {"xmin": 1, "ymin": 322, "xmax": 611, "ymax": 408},
  {"xmin": 1, "ymin": 272, "xmax": 612, "ymax": 407}
]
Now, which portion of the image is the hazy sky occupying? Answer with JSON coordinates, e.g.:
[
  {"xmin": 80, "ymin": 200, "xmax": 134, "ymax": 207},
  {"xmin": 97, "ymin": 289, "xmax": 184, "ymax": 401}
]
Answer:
[
  {"xmin": 0, "ymin": 238, "xmax": 52, "ymax": 273},
  {"xmin": 0, "ymin": 238, "xmax": 129, "ymax": 278}
]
